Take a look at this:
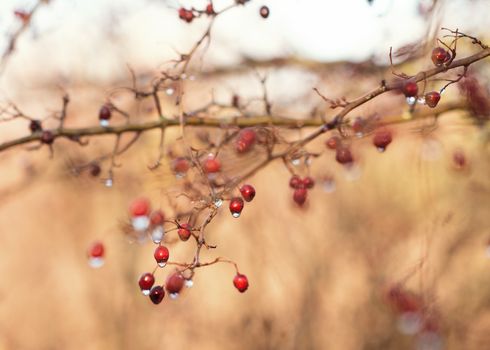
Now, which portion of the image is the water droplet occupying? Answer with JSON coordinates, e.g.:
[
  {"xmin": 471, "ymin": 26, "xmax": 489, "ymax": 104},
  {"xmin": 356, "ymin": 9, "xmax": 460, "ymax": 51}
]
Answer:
[
  {"xmin": 355, "ymin": 131, "xmax": 363, "ymax": 138},
  {"xmin": 169, "ymin": 292, "xmax": 179, "ymax": 300},
  {"xmin": 322, "ymin": 178, "xmax": 336, "ymax": 193},
  {"xmin": 104, "ymin": 178, "xmax": 113, "ymax": 188},
  {"xmin": 142, "ymin": 289, "xmax": 150, "ymax": 296},
  {"xmin": 132, "ymin": 216, "xmax": 150, "ymax": 232},
  {"xmin": 406, "ymin": 96, "xmax": 416, "ymax": 105},
  {"xmin": 397, "ymin": 311, "xmax": 422, "ymax": 335},
  {"xmin": 377, "ymin": 146, "xmax": 386, "ymax": 153},
  {"xmin": 88, "ymin": 257, "xmax": 104, "ymax": 268},
  {"xmin": 417, "ymin": 96, "xmax": 426, "ymax": 105},
  {"xmin": 157, "ymin": 262, "xmax": 167, "ymax": 268},
  {"xmin": 291, "ymin": 158, "xmax": 300, "ymax": 166},
  {"xmin": 214, "ymin": 198, "xmax": 223, "ymax": 208},
  {"xmin": 165, "ymin": 88, "xmax": 174, "ymax": 96},
  {"xmin": 232, "ymin": 212, "xmax": 241, "ymax": 218},
  {"xmin": 151, "ymin": 226, "xmax": 165, "ymax": 244},
  {"xmin": 185, "ymin": 279, "xmax": 194, "ymax": 288},
  {"xmin": 99, "ymin": 119, "xmax": 110, "ymax": 127},
  {"xmin": 175, "ymin": 172, "xmax": 186, "ymax": 179}
]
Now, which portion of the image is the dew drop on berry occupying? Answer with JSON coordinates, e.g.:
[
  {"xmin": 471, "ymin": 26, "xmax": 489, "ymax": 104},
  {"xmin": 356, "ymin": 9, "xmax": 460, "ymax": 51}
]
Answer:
[
  {"xmin": 232, "ymin": 212, "xmax": 241, "ymax": 218},
  {"xmin": 99, "ymin": 119, "xmax": 110, "ymax": 127},
  {"xmin": 377, "ymin": 146, "xmax": 386, "ymax": 153},
  {"xmin": 214, "ymin": 198, "xmax": 223, "ymax": 208},
  {"xmin": 406, "ymin": 96, "xmax": 416, "ymax": 105},
  {"xmin": 185, "ymin": 279, "xmax": 194, "ymax": 288},
  {"xmin": 151, "ymin": 226, "xmax": 165, "ymax": 244},
  {"xmin": 169, "ymin": 292, "xmax": 179, "ymax": 300},
  {"xmin": 166, "ymin": 88, "xmax": 174, "ymax": 96},
  {"xmin": 104, "ymin": 178, "xmax": 113, "ymax": 188},
  {"xmin": 88, "ymin": 257, "xmax": 104, "ymax": 268},
  {"xmin": 132, "ymin": 216, "xmax": 150, "ymax": 232},
  {"xmin": 158, "ymin": 261, "xmax": 167, "ymax": 268}
]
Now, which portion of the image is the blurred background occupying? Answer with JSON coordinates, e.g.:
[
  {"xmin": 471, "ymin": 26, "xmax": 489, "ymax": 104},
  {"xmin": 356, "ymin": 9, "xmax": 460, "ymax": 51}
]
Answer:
[{"xmin": 0, "ymin": 0, "xmax": 490, "ymax": 349}]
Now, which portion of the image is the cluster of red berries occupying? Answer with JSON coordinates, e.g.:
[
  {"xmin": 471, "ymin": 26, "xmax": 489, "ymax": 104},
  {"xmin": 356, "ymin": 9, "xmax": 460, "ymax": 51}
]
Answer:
[
  {"xmin": 289, "ymin": 175, "xmax": 314, "ymax": 206},
  {"xmin": 229, "ymin": 184, "xmax": 256, "ymax": 217},
  {"xmin": 28, "ymin": 119, "xmax": 56, "ymax": 145},
  {"xmin": 178, "ymin": 2, "xmax": 218, "ymax": 23},
  {"xmin": 400, "ymin": 46, "xmax": 452, "ymax": 109},
  {"xmin": 122, "ymin": 192, "xmax": 252, "ymax": 305}
]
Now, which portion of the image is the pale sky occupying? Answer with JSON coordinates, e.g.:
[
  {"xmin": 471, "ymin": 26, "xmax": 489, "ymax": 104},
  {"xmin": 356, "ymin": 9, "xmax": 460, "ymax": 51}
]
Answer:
[{"xmin": 0, "ymin": 0, "xmax": 488, "ymax": 83}]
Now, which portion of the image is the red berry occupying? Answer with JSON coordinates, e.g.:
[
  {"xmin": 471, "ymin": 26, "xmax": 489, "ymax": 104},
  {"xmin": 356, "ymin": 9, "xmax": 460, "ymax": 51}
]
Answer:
[
  {"xmin": 154, "ymin": 246, "xmax": 170, "ymax": 266},
  {"xmin": 373, "ymin": 130, "xmax": 393, "ymax": 152},
  {"xmin": 453, "ymin": 149, "xmax": 467, "ymax": 170},
  {"xmin": 150, "ymin": 210, "xmax": 165, "ymax": 226},
  {"xmin": 402, "ymin": 81, "xmax": 419, "ymax": 97},
  {"xmin": 41, "ymin": 130, "xmax": 55, "ymax": 144},
  {"xmin": 289, "ymin": 175, "xmax": 302, "ymax": 189},
  {"xmin": 335, "ymin": 147, "xmax": 353, "ymax": 165},
  {"xmin": 259, "ymin": 5, "xmax": 269, "ymax": 18},
  {"xmin": 236, "ymin": 128, "xmax": 257, "ymax": 153},
  {"xmin": 229, "ymin": 197, "xmax": 244, "ymax": 218},
  {"xmin": 149, "ymin": 285, "xmax": 165, "ymax": 304},
  {"xmin": 178, "ymin": 8, "xmax": 194, "ymax": 23},
  {"xmin": 326, "ymin": 136, "xmax": 340, "ymax": 150},
  {"xmin": 425, "ymin": 91, "xmax": 441, "ymax": 108},
  {"xmin": 166, "ymin": 272, "xmax": 185, "ymax": 295},
  {"xmin": 205, "ymin": 3, "xmax": 214, "ymax": 15},
  {"xmin": 178, "ymin": 223, "xmax": 192, "ymax": 241},
  {"xmin": 172, "ymin": 157, "xmax": 190, "ymax": 176},
  {"xmin": 99, "ymin": 105, "xmax": 111, "ymax": 121},
  {"xmin": 431, "ymin": 47, "xmax": 450, "ymax": 66},
  {"xmin": 239, "ymin": 184, "xmax": 256, "ymax": 202},
  {"xmin": 29, "ymin": 119, "xmax": 42, "ymax": 133},
  {"xmin": 139, "ymin": 273, "xmax": 155, "ymax": 295},
  {"xmin": 293, "ymin": 188, "xmax": 307, "ymax": 206},
  {"xmin": 233, "ymin": 273, "xmax": 249, "ymax": 293},
  {"xmin": 88, "ymin": 241, "xmax": 104, "ymax": 258},
  {"xmin": 302, "ymin": 177, "xmax": 315, "ymax": 189},
  {"xmin": 203, "ymin": 156, "xmax": 221, "ymax": 173},
  {"xmin": 89, "ymin": 163, "xmax": 101, "ymax": 177},
  {"xmin": 129, "ymin": 197, "xmax": 151, "ymax": 217}
]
